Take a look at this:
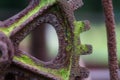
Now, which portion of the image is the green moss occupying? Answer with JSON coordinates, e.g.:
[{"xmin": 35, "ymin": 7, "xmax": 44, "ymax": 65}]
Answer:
[
  {"xmin": 14, "ymin": 54, "xmax": 70, "ymax": 80},
  {"xmin": 80, "ymin": 45, "xmax": 89, "ymax": 52},
  {"xmin": 73, "ymin": 21, "xmax": 85, "ymax": 46},
  {"xmin": 66, "ymin": 45, "xmax": 72, "ymax": 51},
  {"xmin": 73, "ymin": 21, "xmax": 85, "ymax": 54},
  {"xmin": 0, "ymin": 0, "xmax": 56, "ymax": 36},
  {"xmin": 74, "ymin": 21, "xmax": 85, "ymax": 36}
]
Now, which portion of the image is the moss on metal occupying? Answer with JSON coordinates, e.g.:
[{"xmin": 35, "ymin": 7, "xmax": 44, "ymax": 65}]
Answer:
[
  {"xmin": 74, "ymin": 21, "xmax": 85, "ymax": 35},
  {"xmin": 0, "ymin": 0, "xmax": 56, "ymax": 36},
  {"xmin": 73, "ymin": 21, "xmax": 87, "ymax": 55},
  {"xmin": 0, "ymin": 0, "xmax": 92, "ymax": 79},
  {"xmin": 14, "ymin": 54, "xmax": 71, "ymax": 80}
]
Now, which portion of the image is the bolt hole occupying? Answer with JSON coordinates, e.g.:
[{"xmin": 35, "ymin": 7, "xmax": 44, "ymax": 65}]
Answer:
[
  {"xmin": 31, "ymin": 23, "xmax": 59, "ymax": 62},
  {"xmin": 4, "ymin": 73, "xmax": 16, "ymax": 80},
  {"xmin": 19, "ymin": 23, "xmax": 59, "ymax": 62}
]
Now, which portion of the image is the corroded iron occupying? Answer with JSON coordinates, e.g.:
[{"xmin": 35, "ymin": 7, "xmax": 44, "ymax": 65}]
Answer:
[
  {"xmin": 102, "ymin": 0, "xmax": 119, "ymax": 80},
  {"xmin": 0, "ymin": 32, "xmax": 14, "ymax": 74},
  {"xmin": 0, "ymin": 0, "xmax": 92, "ymax": 80}
]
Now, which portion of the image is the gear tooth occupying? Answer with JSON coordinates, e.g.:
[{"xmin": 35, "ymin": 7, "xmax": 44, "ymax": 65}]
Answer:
[
  {"xmin": 68, "ymin": 0, "xmax": 84, "ymax": 10},
  {"xmin": 79, "ymin": 67, "xmax": 90, "ymax": 78},
  {"xmin": 74, "ymin": 20, "xmax": 91, "ymax": 35},
  {"xmin": 74, "ymin": 21, "xmax": 85, "ymax": 34},
  {"xmin": 68, "ymin": 0, "xmax": 84, "ymax": 11},
  {"xmin": 80, "ymin": 44, "xmax": 92, "ymax": 55},
  {"xmin": 83, "ymin": 20, "xmax": 91, "ymax": 31},
  {"xmin": 70, "ymin": 67, "xmax": 89, "ymax": 80}
]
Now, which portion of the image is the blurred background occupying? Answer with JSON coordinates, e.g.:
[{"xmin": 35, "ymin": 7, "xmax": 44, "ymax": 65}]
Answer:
[{"xmin": 0, "ymin": 0, "xmax": 119, "ymax": 80}]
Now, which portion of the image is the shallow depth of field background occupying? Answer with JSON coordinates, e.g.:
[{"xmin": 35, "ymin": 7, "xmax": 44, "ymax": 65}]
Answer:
[{"xmin": 0, "ymin": 0, "xmax": 120, "ymax": 80}]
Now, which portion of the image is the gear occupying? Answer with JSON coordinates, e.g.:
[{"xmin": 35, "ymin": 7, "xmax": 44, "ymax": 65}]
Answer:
[{"xmin": 0, "ymin": 0, "xmax": 92, "ymax": 80}]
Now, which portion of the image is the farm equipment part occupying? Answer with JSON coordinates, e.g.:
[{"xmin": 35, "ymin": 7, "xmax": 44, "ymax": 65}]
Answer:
[
  {"xmin": 0, "ymin": 0, "xmax": 119, "ymax": 80},
  {"xmin": 0, "ymin": 0, "xmax": 92, "ymax": 80}
]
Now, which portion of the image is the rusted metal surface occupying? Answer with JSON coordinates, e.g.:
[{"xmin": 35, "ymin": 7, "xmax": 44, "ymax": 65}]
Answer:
[
  {"xmin": 0, "ymin": 0, "xmax": 92, "ymax": 80},
  {"xmin": 102, "ymin": 0, "xmax": 119, "ymax": 80},
  {"xmin": 0, "ymin": 32, "xmax": 14, "ymax": 74}
]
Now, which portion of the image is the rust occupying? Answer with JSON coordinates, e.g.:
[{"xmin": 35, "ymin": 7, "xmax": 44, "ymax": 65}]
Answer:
[
  {"xmin": 102, "ymin": 0, "xmax": 119, "ymax": 80},
  {"xmin": 0, "ymin": 0, "xmax": 92, "ymax": 80},
  {"xmin": 67, "ymin": 0, "xmax": 83, "ymax": 10},
  {"xmin": 0, "ymin": 32, "xmax": 14, "ymax": 74}
]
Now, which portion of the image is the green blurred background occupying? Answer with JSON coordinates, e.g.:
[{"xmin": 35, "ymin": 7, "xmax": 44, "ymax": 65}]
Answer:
[
  {"xmin": 74, "ymin": 0, "xmax": 120, "ymax": 68},
  {"xmin": 74, "ymin": 1, "xmax": 120, "ymax": 79},
  {"xmin": 0, "ymin": 0, "xmax": 119, "ymax": 79}
]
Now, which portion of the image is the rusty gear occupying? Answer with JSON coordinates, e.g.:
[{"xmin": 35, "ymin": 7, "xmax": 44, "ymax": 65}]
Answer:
[{"xmin": 0, "ymin": 0, "xmax": 92, "ymax": 80}]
